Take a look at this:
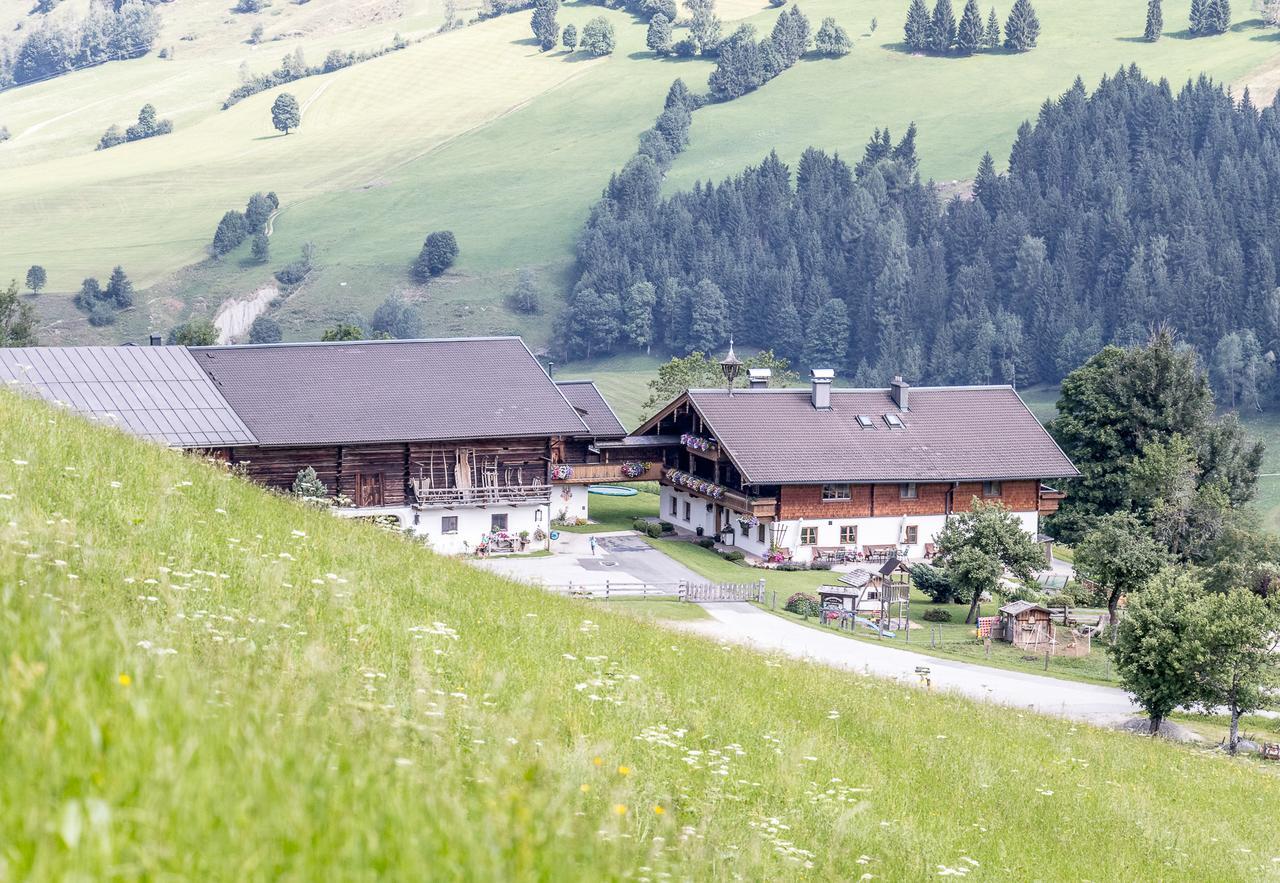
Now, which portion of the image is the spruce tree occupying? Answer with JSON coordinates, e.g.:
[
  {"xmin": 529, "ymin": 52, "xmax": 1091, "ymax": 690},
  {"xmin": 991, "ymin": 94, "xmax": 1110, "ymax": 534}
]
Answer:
[
  {"xmin": 1210, "ymin": 0, "xmax": 1230, "ymax": 33},
  {"xmin": 814, "ymin": 16, "xmax": 852, "ymax": 55},
  {"xmin": 105, "ymin": 266, "xmax": 133, "ymax": 309},
  {"xmin": 1189, "ymin": 0, "xmax": 1206, "ymax": 32},
  {"xmin": 928, "ymin": 0, "xmax": 957, "ymax": 53},
  {"xmin": 1144, "ymin": 0, "xmax": 1162, "ymax": 40},
  {"xmin": 904, "ymin": 0, "xmax": 931, "ymax": 50},
  {"xmin": 1003, "ymin": 0, "xmax": 1039, "ymax": 50},
  {"xmin": 956, "ymin": 0, "xmax": 983, "ymax": 54},
  {"xmin": 531, "ymin": 0, "xmax": 559, "ymax": 51},
  {"xmin": 562, "ymin": 22, "xmax": 577, "ymax": 50},
  {"xmin": 984, "ymin": 6, "xmax": 1000, "ymax": 47}
]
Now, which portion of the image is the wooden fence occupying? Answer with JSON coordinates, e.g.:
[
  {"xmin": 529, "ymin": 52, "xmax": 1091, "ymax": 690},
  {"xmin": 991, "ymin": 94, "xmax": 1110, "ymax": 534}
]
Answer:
[{"xmin": 542, "ymin": 579, "xmax": 766, "ymax": 603}]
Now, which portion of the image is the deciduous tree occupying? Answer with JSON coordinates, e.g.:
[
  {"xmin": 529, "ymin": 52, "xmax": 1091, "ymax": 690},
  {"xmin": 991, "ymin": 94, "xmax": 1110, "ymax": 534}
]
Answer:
[
  {"xmin": 167, "ymin": 318, "xmax": 219, "ymax": 346},
  {"xmin": 580, "ymin": 16, "xmax": 617, "ymax": 56},
  {"xmin": 0, "ymin": 280, "xmax": 38, "ymax": 347},
  {"xmin": 1109, "ymin": 571, "xmax": 1204, "ymax": 735},
  {"xmin": 248, "ymin": 315, "xmax": 282, "ymax": 344},
  {"xmin": 412, "ymin": 231, "xmax": 458, "ymax": 281},
  {"xmin": 1193, "ymin": 589, "xmax": 1280, "ymax": 754},
  {"xmin": 1073, "ymin": 512, "xmax": 1168, "ymax": 631},
  {"xmin": 531, "ymin": 0, "xmax": 560, "ymax": 51},
  {"xmin": 271, "ymin": 92, "xmax": 300, "ymax": 134},
  {"xmin": 369, "ymin": 294, "xmax": 424, "ymax": 339},
  {"xmin": 934, "ymin": 500, "xmax": 1045, "ymax": 623},
  {"xmin": 813, "ymin": 17, "xmax": 852, "ymax": 55},
  {"xmin": 25, "ymin": 266, "xmax": 46, "ymax": 296},
  {"xmin": 562, "ymin": 22, "xmax": 578, "ymax": 50},
  {"xmin": 646, "ymin": 14, "xmax": 672, "ymax": 54}
]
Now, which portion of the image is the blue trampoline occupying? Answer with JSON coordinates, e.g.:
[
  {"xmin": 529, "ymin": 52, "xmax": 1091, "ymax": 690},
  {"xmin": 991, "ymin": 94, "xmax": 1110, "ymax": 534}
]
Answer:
[{"xmin": 588, "ymin": 485, "xmax": 638, "ymax": 496}]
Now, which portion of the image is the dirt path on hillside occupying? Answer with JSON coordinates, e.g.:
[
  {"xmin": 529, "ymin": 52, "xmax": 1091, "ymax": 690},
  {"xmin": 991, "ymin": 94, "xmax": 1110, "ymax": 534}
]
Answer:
[
  {"xmin": 1236, "ymin": 46, "xmax": 1280, "ymax": 104},
  {"xmin": 214, "ymin": 285, "xmax": 277, "ymax": 343}
]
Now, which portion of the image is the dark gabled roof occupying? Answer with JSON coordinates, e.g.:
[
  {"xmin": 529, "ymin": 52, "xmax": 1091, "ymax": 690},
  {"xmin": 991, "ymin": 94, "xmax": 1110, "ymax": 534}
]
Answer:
[
  {"xmin": 1000, "ymin": 600, "xmax": 1049, "ymax": 616},
  {"xmin": 0, "ymin": 346, "xmax": 256, "ymax": 447},
  {"xmin": 191, "ymin": 337, "xmax": 589, "ymax": 446},
  {"xmin": 640, "ymin": 385, "xmax": 1078, "ymax": 485},
  {"xmin": 555, "ymin": 380, "xmax": 626, "ymax": 438}
]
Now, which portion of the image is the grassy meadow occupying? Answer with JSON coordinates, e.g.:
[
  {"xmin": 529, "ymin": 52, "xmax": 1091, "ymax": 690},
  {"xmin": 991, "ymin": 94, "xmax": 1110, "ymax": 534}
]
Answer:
[
  {"xmin": 7, "ymin": 394, "xmax": 1280, "ymax": 877},
  {"xmin": 2, "ymin": 0, "xmax": 1278, "ymax": 343}
]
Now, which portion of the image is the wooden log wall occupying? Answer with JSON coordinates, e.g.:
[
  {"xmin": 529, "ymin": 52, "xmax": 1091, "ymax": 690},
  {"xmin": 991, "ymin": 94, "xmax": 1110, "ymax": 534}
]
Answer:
[{"xmin": 223, "ymin": 436, "xmax": 566, "ymax": 504}]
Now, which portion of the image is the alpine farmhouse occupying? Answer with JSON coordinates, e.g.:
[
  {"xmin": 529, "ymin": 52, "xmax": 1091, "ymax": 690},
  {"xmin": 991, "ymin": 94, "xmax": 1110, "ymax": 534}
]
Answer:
[
  {"xmin": 632, "ymin": 369, "xmax": 1078, "ymax": 562},
  {"xmin": 0, "ymin": 337, "xmax": 660, "ymax": 554}
]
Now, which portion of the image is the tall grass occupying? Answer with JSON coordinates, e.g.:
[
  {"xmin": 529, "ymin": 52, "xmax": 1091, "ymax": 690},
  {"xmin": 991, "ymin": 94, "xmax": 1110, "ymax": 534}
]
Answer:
[{"xmin": 3, "ymin": 391, "xmax": 1280, "ymax": 879}]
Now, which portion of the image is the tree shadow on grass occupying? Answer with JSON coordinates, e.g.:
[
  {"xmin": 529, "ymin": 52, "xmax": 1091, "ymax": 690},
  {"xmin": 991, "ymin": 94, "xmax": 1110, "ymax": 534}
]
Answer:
[
  {"xmin": 1114, "ymin": 35, "xmax": 1151, "ymax": 43},
  {"xmin": 625, "ymin": 50, "xmax": 704, "ymax": 62},
  {"xmin": 511, "ymin": 36, "xmax": 540, "ymax": 47},
  {"xmin": 251, "ymin": 134, "xmax": 290, "ymax": 141}
]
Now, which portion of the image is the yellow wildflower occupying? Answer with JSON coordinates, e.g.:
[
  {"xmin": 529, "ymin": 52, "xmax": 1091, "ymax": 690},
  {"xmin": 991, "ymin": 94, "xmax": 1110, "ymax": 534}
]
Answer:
[
  {"xmin": 613, "ymin": 804, "xmax": 627, "ymax": 816},
  {"xmin": 653, "ymin": 805, "xmax": 665, "ymax": 816},
  {"xmin": 580, "ymin": 784, "xmax": 591, "ymax": 793},
  {"xmin": 592, "ymin": 756, "xmax": 603, "ymax": 767},
  {"xmin": 617, "ymin": 765, "xmax": 631, "ymax": 776},
  {"xmin": 117, "ymin": 673, "xmax": 131, "ymax": 686}
]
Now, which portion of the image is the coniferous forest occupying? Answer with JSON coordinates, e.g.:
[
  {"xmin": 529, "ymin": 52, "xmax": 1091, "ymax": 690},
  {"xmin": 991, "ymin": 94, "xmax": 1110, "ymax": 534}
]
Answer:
[{"xmin": 566, "ymin": 66, "xmax": 1280, "ymax": 407}]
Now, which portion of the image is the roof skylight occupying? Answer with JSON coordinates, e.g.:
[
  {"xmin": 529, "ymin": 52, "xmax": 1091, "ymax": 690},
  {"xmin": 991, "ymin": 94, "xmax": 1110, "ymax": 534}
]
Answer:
[
  {"xmin": 883, "ymin": 414, "xmax": 904, "ymax": 428},
  {"xmin": 856, "ymin": 415, "xmax": 875, "ymax": 428}
]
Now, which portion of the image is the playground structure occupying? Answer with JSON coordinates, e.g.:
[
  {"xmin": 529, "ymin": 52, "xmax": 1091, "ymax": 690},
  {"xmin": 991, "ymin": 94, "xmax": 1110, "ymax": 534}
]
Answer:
[{"xmin": 818, "ymin": 558, "xmax": 912, "ymax": 635}]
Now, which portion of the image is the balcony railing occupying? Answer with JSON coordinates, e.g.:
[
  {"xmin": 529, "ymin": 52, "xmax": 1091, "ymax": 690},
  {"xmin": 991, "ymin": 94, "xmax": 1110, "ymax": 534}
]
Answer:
[
  {"xmin": 411, "ymin": 483, "xmax": 552, "ymax": 508},
  {"xmin": 661, "ymin": 468, "xmax": 776, "ymax": 517},
  {"xmin": 552, "ymin": 462, "xmax": 664, "ymax": 484}
]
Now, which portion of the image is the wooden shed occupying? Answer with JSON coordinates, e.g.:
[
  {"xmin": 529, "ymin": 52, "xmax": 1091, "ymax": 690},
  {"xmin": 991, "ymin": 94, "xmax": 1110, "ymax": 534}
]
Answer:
[{"xmin": 998, "ymin": 601, "xmax": 1054, "ymax": 650}]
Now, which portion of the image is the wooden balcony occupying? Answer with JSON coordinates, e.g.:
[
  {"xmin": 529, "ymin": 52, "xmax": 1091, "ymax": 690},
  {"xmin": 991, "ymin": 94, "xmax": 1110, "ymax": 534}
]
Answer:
[
  {"xmin": 411, "ymin": 483, "xmax": 552, "ymax": 508},
  {"xmin": 1038, "ymin": 485, "xmax": 1066, "ymax": 514},
  {"xmin": 553, "ymin": 461, "xmax": 664, "ymax": 485},
  {"xmin": 661, "ymin": 468, "xmax": 776, "ymax": 517}
]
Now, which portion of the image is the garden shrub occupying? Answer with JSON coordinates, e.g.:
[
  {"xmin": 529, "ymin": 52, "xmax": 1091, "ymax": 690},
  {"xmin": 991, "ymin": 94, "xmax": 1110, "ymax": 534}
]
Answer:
[
  {"xmin": 808, "ymin": 560, "xmax": 833, "ymax": 571},
  {"xmin": 697, "ymin": 537, "xmax": 716, "ymax": 549},
  {"xmin": 911, "ymin": 563, "xmax": 970, "ymax": 603},
  {"xmin": 922, "ymin": 608, "xmax": 952, "ymax": 623},
  {"xmin": 776, "ymin": 562, "xmax": 808, "ymax": 572},
  {"xmin": 784, "ymin": 592, "xmax": 821, "ymax": 618},
  {"xmin": 720, "ymin": 549, "xmax": 745, "ymax": 562},
  {"xmin": 645, "ymin": 522, "xmax": 663, "ymax": 538},
  {"xmin": 632, "ymin": 518, "xmax": 650, "ymax": 533},
  {"xmin": 659, "ymin": 521, "xmax": 674, "ymax": 533}
]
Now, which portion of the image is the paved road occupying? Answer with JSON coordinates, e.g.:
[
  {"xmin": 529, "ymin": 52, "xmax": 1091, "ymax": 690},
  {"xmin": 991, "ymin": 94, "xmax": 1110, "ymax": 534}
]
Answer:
[
  {"xmin": 475, "ymin": 540, "xmax": 1143, "ymax": 724},
  {"xmin": 678, "ymin": 602, "xmax": 1142, "ymax": 724},
  {"xmin": 476, "ymin": 531, "xmax": 703, "ymax": 588}
]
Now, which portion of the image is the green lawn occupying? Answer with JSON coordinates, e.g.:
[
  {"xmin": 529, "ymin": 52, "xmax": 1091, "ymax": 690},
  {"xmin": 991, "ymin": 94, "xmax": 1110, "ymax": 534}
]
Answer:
[
  {"xmin": 555, "ymin": 483, "xmax": 660, "ymax": 533},
  {"xmin": 4, "ymin": 2, "xmax": 1278, "ymax": 344},
  {"xmin": 597, "ymin": 597, "xmax": 711, "ymax": 621},
  {"xmin": 8, "ymin": 391, "xmax": 1280, "ymax": 877}
]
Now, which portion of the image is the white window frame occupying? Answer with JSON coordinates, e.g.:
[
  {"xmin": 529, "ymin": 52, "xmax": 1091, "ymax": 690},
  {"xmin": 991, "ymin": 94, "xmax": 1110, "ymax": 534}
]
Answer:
[{"xmin": 821, "ymin": 483, "xmax": 851, "ymax": 502}]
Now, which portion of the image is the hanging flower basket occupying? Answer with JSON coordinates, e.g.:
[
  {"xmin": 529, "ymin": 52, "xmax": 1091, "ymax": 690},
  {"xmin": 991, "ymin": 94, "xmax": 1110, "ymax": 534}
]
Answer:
[
  {"xmin": 667, "ymin": 469, "xmax": 726, "ymax": 500},
  {"xmin": 738, "ymin": 514, "xmax": 760, "ymax": 531},
  {"xmin": 551, "ymin": 464, "xmax": 574, "ymax": 481},
  {"xmin": 620, "ymin": 461, "xmax": 649, "ymax": 479}
]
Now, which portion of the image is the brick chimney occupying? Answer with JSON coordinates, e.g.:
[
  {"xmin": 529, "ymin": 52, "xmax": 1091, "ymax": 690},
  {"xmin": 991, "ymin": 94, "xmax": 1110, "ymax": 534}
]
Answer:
[
  {"xmin": 890, "ymin": 375, "xmax": 909, "ymax": 411},
  {"xmin": 747, "ymin": 368, "xmax": 771, "ymax": 389},
  {"xmin": 810, "ymin": 369, "xmax": 833, "ymax": 410},
  {"xmin": 149, "ymin": 334, "xmax": 162, "ymax": 346}
]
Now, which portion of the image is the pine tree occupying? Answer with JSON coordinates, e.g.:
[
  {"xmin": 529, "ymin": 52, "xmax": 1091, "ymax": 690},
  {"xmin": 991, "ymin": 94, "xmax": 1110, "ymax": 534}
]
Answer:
[
  {"xmin": 1210, "ymin": 0, "xmax": 1230, "ymax": 33},
  {"xmin": 530, "ymin": 0, "xmax": 559, "ymax": 51},
  {"xmin": 956, "ymin": 0, "xmax": 983, "ymax": 54},
  {"xmin": 984, "ymin": 6, "xmax": 1000, "ymax": 47},
  {"xmin": 562, "ymin": 22, "xmax": 577, "ymax": 51},
  {"xmin": 1144, "ymin": 0, "xmax": 1162, "ymax": 40},
  {"xmin": 928, "ymin": 0, "xmax": 957, "ymax": 52},
  {"xmin": 1190, "ymin": 0, "xmax": 1206, "ymax": 33},
  {"xmin": 904, "ymin": 0, "xmax": 931, "ymax": 50},
  {"xmin": 1003, "ymin": 0, "xmax": 1039, "ymax": 50},
  {"xmin": 105, "ymin": 266, "xmax": 133, "ymax": 309},
  {"xmin": 802, "ymin": 298, "xmax": 850, "ymax": 368}
]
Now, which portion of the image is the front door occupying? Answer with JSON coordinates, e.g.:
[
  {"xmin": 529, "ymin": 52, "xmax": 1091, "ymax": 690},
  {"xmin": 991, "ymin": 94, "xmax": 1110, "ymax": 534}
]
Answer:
[{"xmin": 357, "ymin": 472, "xmax": 384, "ymax": 507}]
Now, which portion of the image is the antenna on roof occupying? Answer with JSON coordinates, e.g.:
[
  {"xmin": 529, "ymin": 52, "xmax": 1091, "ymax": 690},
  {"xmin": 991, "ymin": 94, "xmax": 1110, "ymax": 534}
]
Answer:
[{"xmin": 719, "ymin": 338, "xmax": 742, "ymax": 396}]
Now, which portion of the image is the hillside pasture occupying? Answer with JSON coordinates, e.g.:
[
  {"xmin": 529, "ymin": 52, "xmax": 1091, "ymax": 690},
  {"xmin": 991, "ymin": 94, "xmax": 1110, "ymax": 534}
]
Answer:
[
  {"xmin": 5, "ymin": 390, "xmax": 1280, "ymax": 877},
  {"xmin": 3, "ymin": 1, "xmax": 1278, "ymax": 344}
]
